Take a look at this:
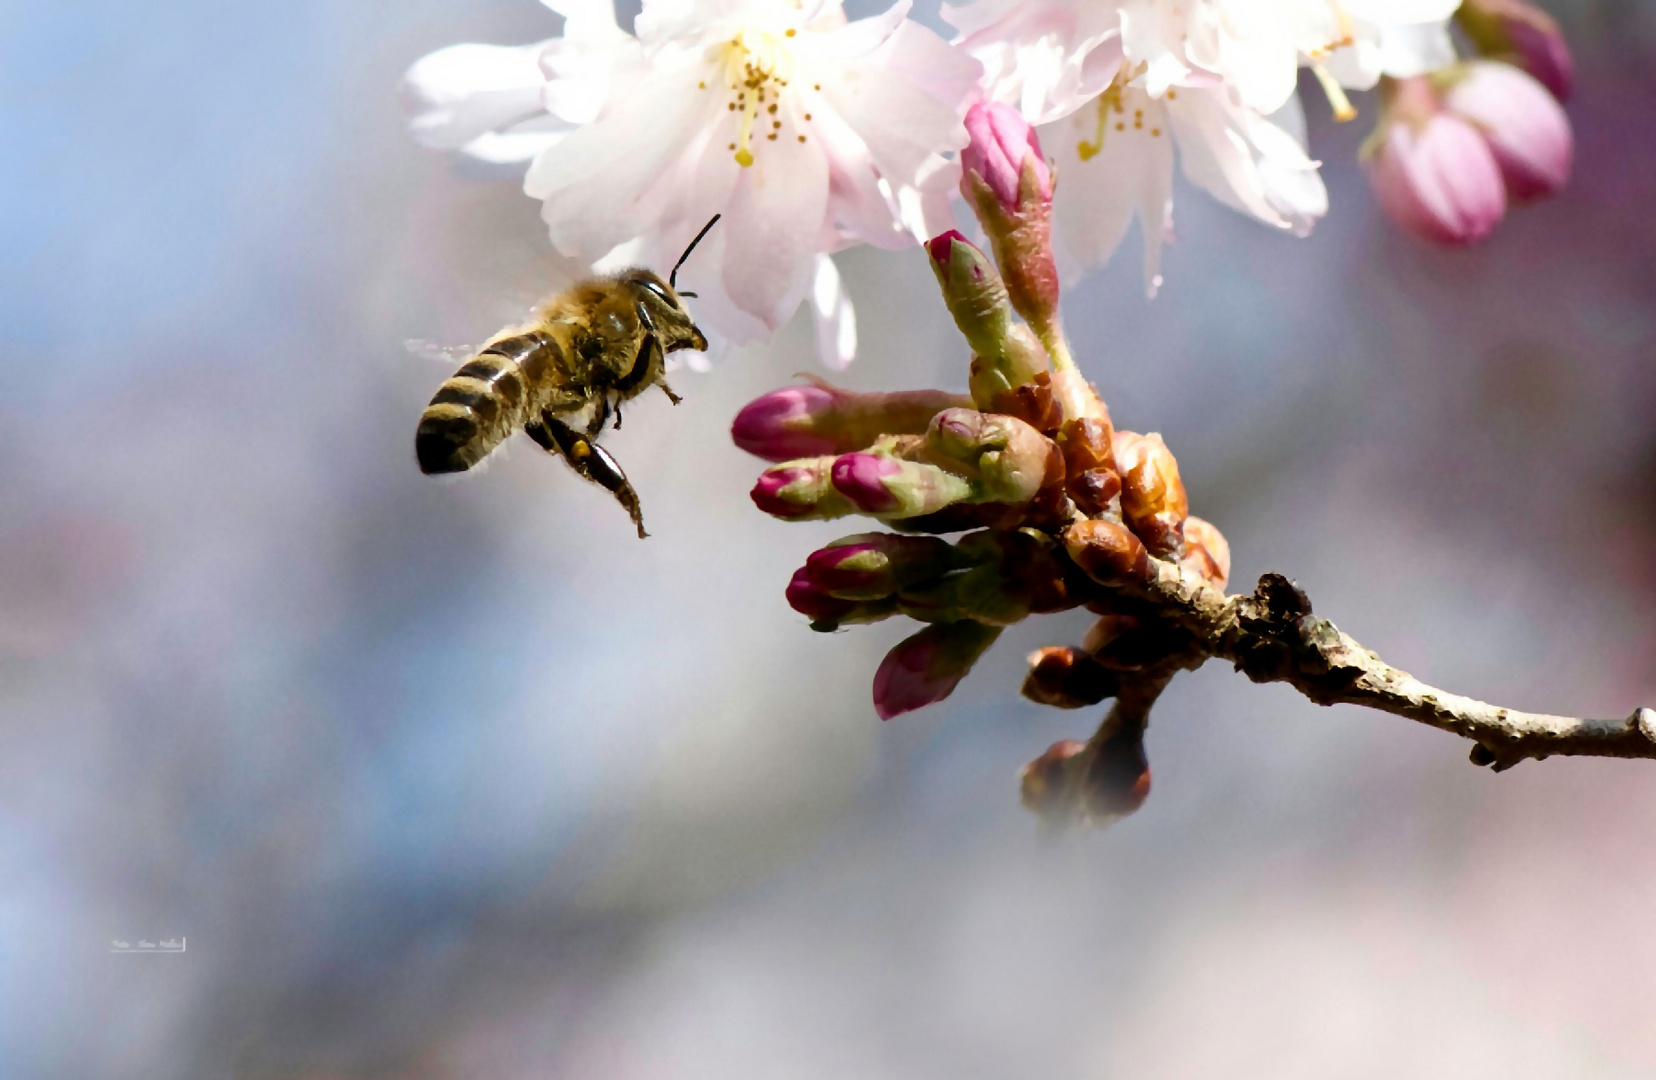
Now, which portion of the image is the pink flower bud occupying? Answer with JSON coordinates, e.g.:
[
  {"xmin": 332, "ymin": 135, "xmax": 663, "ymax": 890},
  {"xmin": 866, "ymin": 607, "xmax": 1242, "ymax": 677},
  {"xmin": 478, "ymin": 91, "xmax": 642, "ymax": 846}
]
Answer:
[
  {"xmin": 786, "ymin": 568, "xmax": 857, "ymax": 622},
  {"xmin": 927, "ymin": 229, "xmax": 971, "ymax": 267},
  {"xmin": 806, "ymin": 541, "xmax": 886, "ymax": 594},
  {"xmin": 830, "ymin": 453, "xmax": 976, "ymax": 519},
  {"xmin": 927, "ymin": 408, "xmax": 1062, "ymax": 506},
  {"xmin": 732, "ymin": 382, "xmax": 973, "ymax": 463},
  {"xmin": 1501, "ymin": 16, "xmax": 1575, "ymax": 102},
  {"xmin": 1367, "ymin": 84, "xmax": 1508, "ymax": 246},
  {"xmin": 962, "ymin": 102, "xmax": 1050, "ymax": 214},
  {"xmin": 750, "ymin": 459, "xmax": 855, "ymax": 520},
  {"xmin": 872, "ymin": 621, "xmax": 1001, "ymax": 720},
  {"xmin": 1458, "ymin": 0, "xmax": 1574, "ymax": 101},
  {"xmin": 804, "ymin": 533, "xmax": 959, "ymax": 599},
  {"xmin": 1445, "ymin": 61, "xmax": 1572, "ymax": 202},
  {"xmin": 731, "ymin": 385, "xmax": 841, "ymax": 460},
  {"xmin": 830, "ymin": 453, "xmax": 903, "ymax": 514}
]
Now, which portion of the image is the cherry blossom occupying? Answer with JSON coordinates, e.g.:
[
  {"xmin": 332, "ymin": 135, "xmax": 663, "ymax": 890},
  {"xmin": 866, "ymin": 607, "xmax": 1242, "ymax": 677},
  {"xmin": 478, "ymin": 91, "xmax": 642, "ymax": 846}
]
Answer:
[{"xmin": 406, "ymin": 0, "xmax": 980, "ymax": 369}]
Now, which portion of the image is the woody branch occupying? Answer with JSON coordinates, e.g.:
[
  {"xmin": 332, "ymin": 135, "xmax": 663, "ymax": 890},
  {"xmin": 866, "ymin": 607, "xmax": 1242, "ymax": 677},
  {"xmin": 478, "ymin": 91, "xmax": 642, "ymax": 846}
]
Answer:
[{"xmin": 732, "ymin": 101, "xmax": 1650, "ymax": 829}]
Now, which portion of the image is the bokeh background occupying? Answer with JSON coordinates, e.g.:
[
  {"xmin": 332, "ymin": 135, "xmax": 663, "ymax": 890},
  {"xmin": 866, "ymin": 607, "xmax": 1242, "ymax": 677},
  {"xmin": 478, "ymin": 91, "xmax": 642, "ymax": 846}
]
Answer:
[{"xmin": 3, "ymin": 1, "xmax": 1654, "ymax": 1076}]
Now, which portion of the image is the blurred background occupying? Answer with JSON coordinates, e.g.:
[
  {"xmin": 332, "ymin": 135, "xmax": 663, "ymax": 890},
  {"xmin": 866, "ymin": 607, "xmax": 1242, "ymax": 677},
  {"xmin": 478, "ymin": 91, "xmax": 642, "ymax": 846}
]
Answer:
[{"xmin": 2, "ymin": 1, "xmax": 1654, "ymax": 1076}]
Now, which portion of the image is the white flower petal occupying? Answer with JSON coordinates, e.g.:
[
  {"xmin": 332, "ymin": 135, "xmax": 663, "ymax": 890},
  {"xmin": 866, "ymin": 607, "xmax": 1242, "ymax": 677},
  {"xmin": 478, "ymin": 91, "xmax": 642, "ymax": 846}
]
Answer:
[
  {"xmin": 458, "ymin": 117, "xmax": 571, "ymax": 165},
  {"xmin": 1047, "ymin": 86, "xmax": 1174, "ymax": 295},
  {"xmin": 810, "ymin": 253, "xmax": 857, "ymax": 370},
  {"xmin": 721, "ymin": 123, "xmax": 832, "ymax": 330},
  {"xmin": 815, "ymin": 64, "xmax": 968, "ymax": 191},
  {"xmin": 403, "ymin": 42, "xmax": 553, "ymax": 154},
  {"xmin": 1372, "ymin": 19, "xmax": 1457, "ymax": 78},
  {"xmin": 540, "ymin": 0, "xmax": 640, "ymax": 123},
  {"xmin": 1166, "ymin": 85, "xmax": 1325, "ymax": 235},
  {"xmin": 948, "ymin": 0, "xmax": 1123, "ymax": 125},
  {"xmin": 897, "ymin": 156, "xmax": 962, "ymax": 245},
  {"xmin": 526, "ymin": 68, "xmax": 718, "ymax": 256}
]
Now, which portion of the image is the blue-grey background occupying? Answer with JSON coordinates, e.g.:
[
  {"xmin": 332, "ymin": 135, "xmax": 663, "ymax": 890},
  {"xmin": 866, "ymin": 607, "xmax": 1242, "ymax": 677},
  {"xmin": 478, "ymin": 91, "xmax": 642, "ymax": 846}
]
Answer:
[{"xmin": 2, "ymin": 1, "xmax": 1654, "ymax": 1077}]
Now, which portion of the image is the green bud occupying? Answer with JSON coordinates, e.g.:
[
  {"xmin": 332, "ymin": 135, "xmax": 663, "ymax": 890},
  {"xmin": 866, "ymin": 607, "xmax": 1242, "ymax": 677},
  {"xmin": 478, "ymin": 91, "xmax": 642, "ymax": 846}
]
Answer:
[{"xmin": 927, "ymin": 230, "xmax": 1014, "ymax": 363}]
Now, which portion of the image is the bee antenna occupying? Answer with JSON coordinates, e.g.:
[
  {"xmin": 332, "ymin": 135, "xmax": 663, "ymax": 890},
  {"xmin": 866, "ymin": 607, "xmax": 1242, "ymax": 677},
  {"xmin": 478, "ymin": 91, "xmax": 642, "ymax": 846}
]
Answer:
[{"xmin": 670, "ymin": 214, "xmax": 721, "ymax": 290}]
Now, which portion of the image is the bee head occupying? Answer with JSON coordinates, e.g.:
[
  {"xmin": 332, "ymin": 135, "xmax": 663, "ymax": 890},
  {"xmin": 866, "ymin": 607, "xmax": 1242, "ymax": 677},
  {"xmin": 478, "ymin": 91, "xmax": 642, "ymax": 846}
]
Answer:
[
  {"xmin": 639, "ymin": 214, "xmax": 718, "ymax": 354},
  {"xmin": 623, "ymin": 269, "xmax": 708, "ymax": 354}
]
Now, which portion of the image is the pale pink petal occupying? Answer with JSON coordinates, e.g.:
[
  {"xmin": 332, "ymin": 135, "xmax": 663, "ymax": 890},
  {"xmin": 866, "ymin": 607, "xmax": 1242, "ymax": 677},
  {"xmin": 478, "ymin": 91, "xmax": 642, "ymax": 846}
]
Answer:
[
  {"xmin": 460, "ymin": 114, "xmax": 571, "ymax": 165},
  {"xmin": 810, "ymin": 254, "xmax": 858, "ymax": 370},
  {"xmin": 1446, "ymin": 61, "xmax": 1572, "ymax": 201},
  {"xmin": 1368, "ymin": 115, "xmax": 1507, "ymax": 245},
  {"xmin": 721, "ymin": 123, "xmax": 832, "ymax": 330},
  {"xmin": 526, "ymin": 68, "xmax": 719, "ymax": 256},
  {"xmin": 811, "ymin": 26, "xmax": 973, "ymax": 187},
  {"xmin": 1167, "ymin": 86, "xmax": 1325, "ymax": 236},
  {"xmin": 403, "ymin": 42, "xmax": 553, "ymax": 154},
  {"xmin": 1047, "ymin": 86, "xmax": 1174, "ymax": 295}
]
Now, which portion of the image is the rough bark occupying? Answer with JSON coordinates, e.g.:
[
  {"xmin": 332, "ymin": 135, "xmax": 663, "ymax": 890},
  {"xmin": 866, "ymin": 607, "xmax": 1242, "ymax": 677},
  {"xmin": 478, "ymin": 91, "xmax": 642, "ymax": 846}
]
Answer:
[{"xmin": 1117, "ymin": 560, "xmax": 1656, "ymax": 770}]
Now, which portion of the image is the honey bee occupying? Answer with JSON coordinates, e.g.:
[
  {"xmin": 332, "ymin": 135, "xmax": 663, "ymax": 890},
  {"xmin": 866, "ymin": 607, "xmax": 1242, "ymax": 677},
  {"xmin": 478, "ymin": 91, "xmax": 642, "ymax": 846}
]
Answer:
[{"xmin": 416, "ymin": 217, "xmax": 720, "ymax": 538}]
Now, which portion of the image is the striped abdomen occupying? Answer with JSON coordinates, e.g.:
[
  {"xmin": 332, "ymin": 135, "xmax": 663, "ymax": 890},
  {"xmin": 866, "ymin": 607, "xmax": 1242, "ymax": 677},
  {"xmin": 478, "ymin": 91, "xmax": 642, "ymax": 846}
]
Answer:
[{"xmin": 416, "ymin": 332, "xmax": 559, "ymax": 475}]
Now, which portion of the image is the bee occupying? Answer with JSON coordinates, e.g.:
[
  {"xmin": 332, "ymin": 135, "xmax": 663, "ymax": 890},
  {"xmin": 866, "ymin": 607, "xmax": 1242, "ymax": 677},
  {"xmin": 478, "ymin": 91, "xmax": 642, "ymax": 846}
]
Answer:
[{"xmin": 415, "ymin": 216, "xmax": 720, "ymax": 538}]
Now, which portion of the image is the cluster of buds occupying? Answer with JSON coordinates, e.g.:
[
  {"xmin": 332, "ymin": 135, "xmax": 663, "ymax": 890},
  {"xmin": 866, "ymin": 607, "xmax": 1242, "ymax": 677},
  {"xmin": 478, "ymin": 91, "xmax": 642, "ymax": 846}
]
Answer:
[
  {"xmin": 1366, "ymin": 0, "xmax": 1573, "ymax": 246},
  {"xmin": 734, "ymin": 104, "xmax": 1234, "ymax": 829}
]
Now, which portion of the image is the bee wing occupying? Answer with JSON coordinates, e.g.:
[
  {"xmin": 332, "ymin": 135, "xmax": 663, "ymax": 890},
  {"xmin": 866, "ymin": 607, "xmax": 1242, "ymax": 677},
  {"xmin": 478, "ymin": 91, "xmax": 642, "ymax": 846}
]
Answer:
[{"xmin": 404, "ymin": 338, "xmax": 478, "ymax": 366}]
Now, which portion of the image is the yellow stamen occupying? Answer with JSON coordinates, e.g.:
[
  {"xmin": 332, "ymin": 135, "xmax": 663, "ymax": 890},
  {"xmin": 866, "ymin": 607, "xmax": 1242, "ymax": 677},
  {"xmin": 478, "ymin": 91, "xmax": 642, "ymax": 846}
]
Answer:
[
  {"xmin": 716, "ymin": 28, "xmax": 797, "ymax": 167},
  {"xmin": 1312, "ymin": 62, "xmax": 1357, "ymax": 122},
  {"xmin": 1077, "ymin": 88, "xmax": 1121, "ymax": 162},
  {"xmin": 735, "ymin": 97, "xmax": 758, "ymax": 166}
]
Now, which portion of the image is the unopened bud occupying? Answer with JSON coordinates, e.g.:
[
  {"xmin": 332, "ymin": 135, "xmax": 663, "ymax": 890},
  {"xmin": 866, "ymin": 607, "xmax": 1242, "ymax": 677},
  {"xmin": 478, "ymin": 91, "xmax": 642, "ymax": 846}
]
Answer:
[
  {"xmin": 788, "ymin": 567, "xmax": 901, "ymax": 631},
  {"xmin": 927, "ymin": 409, "xmax": 1063, "ymax": 505},
  {"xmin": 1022, "ymin": 646, "xmax": 1121, "ymax": 708},
  {"xmin": 960, "ymin": 102, "xmax": 1066, "ymax": 365},
  {"xmin": 1443, "ymin": 61, "xmax": 1571, "ymax": 202},
  {"xmin": 1082, "ymin": 726, "xmax": 1151, "ymax": 823},
  {"xmin": 1180, "ymin": 516, "xmax": 1231, "ymax": 590},
  {"xmin": 969, "ymin": 325, "xmax": 1050, "ymax": 413},
  {"xmin": 972, "ymin": 528, "xmax": 1078, "ymax": 614},
  {"xmin": 1019, "ymin": 739, "xmax": 1086, "ymax": 822},
  {"xmin": 962, "ymin": 102, "xmax": 1052, "ymax": 216},
  {"xmin": 831, "ymin": 453, "xmax": 976, "ymax": 519},
  {"xmin": 804, "ymin": 533, "xmax": 960, "ymax": 599},
  {"xmin": 1064, "ymin": 519, "xmax": 1150, "ymax": 586},
  {"xmin": 872, "ymin": 620, "xmax": 1002, "ymax": 720},
  {"xmin": 1365, "ymin": 76, "xmax": 1507, "ymax": 246},
  {"xmin": 1113, "ymin": 430, "xmax": 1188, "ymax": 558},
  {"xmin": 751, "ymin": 459, "xmax": 857, "ymax": 520},
  {"xmin": 1457, "ymin": 0, "xmax": 1574, "ymax": 101},
  {"xmin": 732, "ymin": 381, "xmax": 971, "ymax": 463},
  {"xmin": 898, "ymin": 559, "xmax": 1033, "ymax": 627},
  {"xmin": 1059, "ymin": 416, "xmax": 1121, "ymax": 517},
  {"xmin": 786, "ymin": 567, "xmax": 859, "ymax": 622},
  {"xmin": 976, "ymin": 352, "xmax": 1063, "ymax": 431},
  {"xmin": 927, "ymin": 230, "xmax": 1016, "ymax": 362}
]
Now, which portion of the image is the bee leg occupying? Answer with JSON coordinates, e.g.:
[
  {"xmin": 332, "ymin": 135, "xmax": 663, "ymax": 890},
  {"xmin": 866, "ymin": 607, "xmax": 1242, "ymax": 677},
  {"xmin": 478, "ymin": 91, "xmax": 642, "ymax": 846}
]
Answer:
[
  {"xmin": 660, "ymin": 381, "xmax": 683, "ymax": 406},
  {"xmin": 585, "ymin": 395, "xmax": 610, "ymax": 439},
  {"xmin": 526, "ymin": 414, "xmax": 648, "ymax": 539}
]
